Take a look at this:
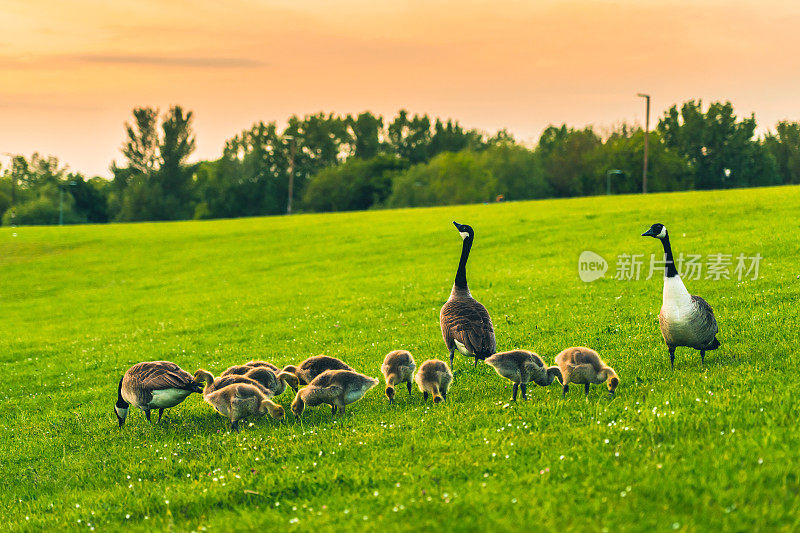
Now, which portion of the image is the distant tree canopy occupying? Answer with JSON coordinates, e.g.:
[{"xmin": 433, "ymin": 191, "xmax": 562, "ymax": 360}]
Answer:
[{"xmin": 2, "ymin": 101, "xmax": 798, "ymax": 226}]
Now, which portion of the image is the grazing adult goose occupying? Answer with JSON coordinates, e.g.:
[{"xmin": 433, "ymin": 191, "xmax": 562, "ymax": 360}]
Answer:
[
  {"xmin": 278, "ymin": 355, "xmax": 354, "ymax": 392},
  {"xmin": 485, "ymin": 350, "xmax": 562, "ymax": 401},
  {"xmin": 290, "ymin": 370, "xmax": 378, "ymax": 418},
  {"xmin": 415, "ymin": 359, "xmax": 453, "ymax": 403},
  {"xmin": 642, "ymin": 223, "xmax": 721, "ymax": 369},
  {"xmin": 380, "ymin": 350, "xmax": 417, "ymax": 404},
  {"xmin": 115, "ymin": 361, "xmax": 203, "ymax": 427},
  {"xmin": 203, "ymin": 383, "xmax": 285, "ymax": 432},
  {"xmin": 440, "ymin": 222, "xmax": 496, "ymax": 369},
  {"xmin": 555, "ymin": 347, "xmax": 619, "ymax": 397}
]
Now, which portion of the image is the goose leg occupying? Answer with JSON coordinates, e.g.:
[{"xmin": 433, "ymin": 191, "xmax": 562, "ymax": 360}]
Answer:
[
  {"xmin": 668, "ymin": 347, "xmax": 676, "ymax": 370},
  {"xmin": 406, "ymin": 381, "xmax": 413, "ymax": 396},
  {"xmin": 339, "ymin": 404, "xmax": 346, "ymax": 416},
  {"xmin": 145, "ymin": 409, "xmax": 151, "ymax": 422},
  {"xmin": 449, "ymin": 349, "xmax": 455, "ymax": 370},
  {"xmin": 423, "ymin": 391, "xmax": 429, "ymax": 402},
  {"xmin": 584, "ymin": 384, "xmax": 590, "ymax": 397},
  {"xmin": 512, "ymin": 383, "xmax": 519, "ymax": 401},
  {"xmin": 442, "ymin": 390, "xmax": 447, "ymax": 401},
  {"xmin": 473, "ymin": 356, "xmax": 479, "ymax": 369},
  {"xmin": 158, "ymin": 408, "xmax": 164, "ymax": 423},
  {"xmin": 700, "ymin": 350, "xmax": 706, "ymax": 366},
  {"xmin": 331, "ymin": 405, "xmax": 337, "ymax": 416},
  {"xmin": 562, "ymin": 384, "xmax": 569, "ymax": 397},
  {"xmin": 521, "ymin": 383, "xmax": 528, "ymax": 400},
  {"xmin": 231, "ymin": 419, "xmax": 240, "ymax": 433}
]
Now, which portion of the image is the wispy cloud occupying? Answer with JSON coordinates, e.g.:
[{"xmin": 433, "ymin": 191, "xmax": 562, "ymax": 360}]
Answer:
[{"xmin": 73, "ymin": 54, "xmax": 267, "ymax": 68}]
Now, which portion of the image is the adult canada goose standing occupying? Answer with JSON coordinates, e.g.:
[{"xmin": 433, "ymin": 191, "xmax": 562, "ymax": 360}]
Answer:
[
  {"xmin": 278, "ymin": 355, "xmax": 354, "ymax": 392},
  {"xmin": 440, "ymin": 222, "xmax": 496, "ymax": 369},
  {"xmin": 554, "ymin": 347, "xmax": 619, "ymax": 397},
  {"xmin": 380, "ymin": 350, "xmax": 417, "ymax": 404},
  {"xmin": 484, "ymin": 350, "xmax": 562, "ymax": 401},
  {"xmin": 290, "ymin": 370, "xmax": 379, "ymax": 418},
  {"xmin": 642, "ymin": 223, "xmax": 721, "ymax": 369},
  {"xmin": 115, "ymin": 361, "xmax": 203, "ymax": 427}
]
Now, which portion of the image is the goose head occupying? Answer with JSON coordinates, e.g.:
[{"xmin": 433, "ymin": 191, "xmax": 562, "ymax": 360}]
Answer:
[
  {"xmin": 641, "ymin": 223, "xmax": 667, "ymax": 239},
  {"xmin": 452, "ymin": 221, "xmax": 474, "ymax": 241},
  {"xmin": 385, "ymin": 385, "xmax": 395, "ymax": 404},
  {"xmin": 291, "ymin": 390, "xmax": 306, "ymax": 418}
]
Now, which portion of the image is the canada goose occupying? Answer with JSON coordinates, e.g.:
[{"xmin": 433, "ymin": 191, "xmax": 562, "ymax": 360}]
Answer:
[
  {"xmin": 203, "ymin": 383, "xmax": 284, "ymax": 432},
  {"xmin": 414, "ymin": 359, "xmax": 453, "ymax": 403},
  {"xmin": 194, "ymin": 368, "xmax": 280, "ymax": 398},
  {"xmin": 220, "ymin": 361, "xmax": 289, "ymax": 396},
  {"xmin": 244, "ymin": 360, "xmax": 280, "ymax": 372},
  {"xmin": 115, "ymin": 361, "xmax": 203, "ymax": 427},
  {"xmin": 554, "ymin": 347, "xmax": 619, "ymax": 397},
  {"xmin": 381, "ymin": 350, "xmax": 417, "ymax": 403},
  {"xmin": 440, "ymin": 222, "xmax": 496, "ymax": 369},
  {"xmin": 278, "ymin": 355, "xmax": 354, "ymax": 392},
  {"xmin": 642, "ymin": 223, "xmax": 721, "ymax": 369},
  {"xmin": 485, "ymin": 350, "xmax": 562, "ymax": 401},
  {"xmin": 290, "ymin": 370, "xmax": 378, "ymax": 418}
]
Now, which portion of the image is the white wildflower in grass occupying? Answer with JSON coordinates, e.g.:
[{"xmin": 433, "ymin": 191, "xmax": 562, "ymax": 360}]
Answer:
[{"xmin": 289, "ymin": 518, "xmax": 299, "ymax": 524}]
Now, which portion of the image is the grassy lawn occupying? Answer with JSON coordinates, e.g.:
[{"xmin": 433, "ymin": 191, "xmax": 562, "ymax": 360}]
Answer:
[{"xmin": 2, "ymin": 186, "xmax": 799, "ymax": 532}]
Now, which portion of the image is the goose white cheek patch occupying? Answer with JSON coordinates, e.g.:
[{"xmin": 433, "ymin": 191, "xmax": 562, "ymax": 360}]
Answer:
[
  {"xmin": 657, "ymin": 227, "xmax": 667, "ymax": 239},
  {"xmin": 459, "ymin": 231, "xmax": 470, "ymax": 239}
]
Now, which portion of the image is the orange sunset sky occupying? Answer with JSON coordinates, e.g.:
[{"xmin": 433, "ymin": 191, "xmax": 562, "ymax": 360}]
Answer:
[{"xmin": 2, "ymin": 0, "xmax": 799, "ymax": 178}]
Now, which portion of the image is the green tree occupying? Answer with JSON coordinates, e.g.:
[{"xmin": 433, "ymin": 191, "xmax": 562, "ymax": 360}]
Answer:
[
  {"xmin": 388, "ymin": 110, "xmax": 432, "ymax": 164},
  {"xmin": 347, "ymin": 112, "xmax": 384, "ymax": 159},
  {"xmin": 658, "ymin": 100, "xmax": 779, "ymax": 189},
  {"xmin": 764, "ymin": 121, "xmax": 800, "ymax": 185},
  {"xmin": 480, "ymin": 143, "xmax": 551, "ymax": 200},
  {"xmin": 536, "ymin": 125, "xmax": 602, "ymax": 197},
  {"xmin": 302, "ymin": 154, "xmax": 408, "ymax": 212}
]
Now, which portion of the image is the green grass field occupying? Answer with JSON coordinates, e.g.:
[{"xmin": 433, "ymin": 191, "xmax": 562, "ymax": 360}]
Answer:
[{"xmin": 2, "ymin": 186, "xmax": 799, "ymax": 532}]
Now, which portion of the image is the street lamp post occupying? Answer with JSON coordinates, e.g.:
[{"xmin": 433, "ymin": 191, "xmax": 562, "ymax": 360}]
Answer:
[
  {"xmin": 1, "ymin": 152, "xmax": 17, "ymax": 206},
  {"xmin": 59, "ymin": 181, "xmax": 76, "ymax": 226},
  {"xmin": 637, "ymin": 93, "xmax": 650, "ymax": 194}
]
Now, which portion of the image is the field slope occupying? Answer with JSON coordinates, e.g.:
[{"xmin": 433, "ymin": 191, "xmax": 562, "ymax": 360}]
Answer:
[{"xmin": 2, "ymin": 186, "xmax": 799, "ymax": 532}]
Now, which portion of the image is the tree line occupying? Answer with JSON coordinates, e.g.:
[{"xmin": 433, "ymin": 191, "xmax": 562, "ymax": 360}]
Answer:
[{"xmin": 2, "ymin": 101, "xmax": 799, "ymax": 225}]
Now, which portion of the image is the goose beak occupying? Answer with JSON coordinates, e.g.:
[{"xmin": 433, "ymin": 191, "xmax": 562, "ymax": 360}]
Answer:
[
  {"xmin": 452, "ymin": 221, "xmax": 460, "ymax": 229},
  {"xmin": 641, "ymin": 229, "xmax": 655, "ymax": 237}
]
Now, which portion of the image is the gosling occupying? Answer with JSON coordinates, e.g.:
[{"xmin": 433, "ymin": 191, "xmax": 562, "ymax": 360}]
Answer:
[
  {"xmin": 414, "ymin": 359, "xmax": 453, "ymax": 404},
  {"xmin": 194, "ymin": 368, "xmax": 277, "ymax": 398},
  {"xmin": 485, "ymin": 350, "xmax": 562, "ymax": 401},
  {"xmin": 203, "ymin": 383, "xmax": 285, "ymax": 432},
  {"xmin": 555, "ymin": 346, "xmax": 619, "ymax": 397},
  {"xmin": 381, "ymin": 350, "xmax": 417, "ymax": 404},
  {"xmin": 279, "ymin": 355, "xmax": 353, "ymax": 392},
  {"xmin": 290, "ymin": 369, "xmax": 378, "ymax": 418}
]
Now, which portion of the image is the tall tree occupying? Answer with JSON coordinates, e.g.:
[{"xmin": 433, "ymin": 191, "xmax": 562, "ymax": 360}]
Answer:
[
  {"xmin": 658, "ymin": 100, "xmax": 779, "ymax": 189},
  {"xmin": 122, "ymin": 108, "xmax": 160, "ymax": 175},
  {"xmin": 764, "ymin": 121, "xmax": 800, "ymax": 185}
]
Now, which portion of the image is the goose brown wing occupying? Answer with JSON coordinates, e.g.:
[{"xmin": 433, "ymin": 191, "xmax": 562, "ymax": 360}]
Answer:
[
  {"xmin": 138, "ymin": 362, "xmax": 199, "ymax": 392},
  {"xmin": 441, "ymin": 299, "xmax": 496, "ymax": 357}
]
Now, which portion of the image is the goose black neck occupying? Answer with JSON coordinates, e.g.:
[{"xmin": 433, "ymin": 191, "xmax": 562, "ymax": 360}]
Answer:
[
  {"xmin": 116, "ymin": 377, "xmax": 128, "ymax": 408},
  {"xmin": 661, "ymin": 234, "xmax": 679, "ymax": 278},
  {"xmin": 454, "ymin": 237, "xmax": 473, "ymax": 289}
]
